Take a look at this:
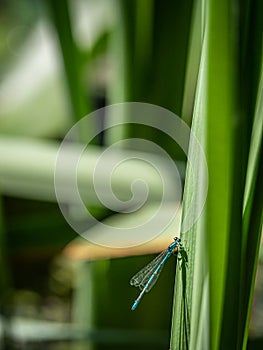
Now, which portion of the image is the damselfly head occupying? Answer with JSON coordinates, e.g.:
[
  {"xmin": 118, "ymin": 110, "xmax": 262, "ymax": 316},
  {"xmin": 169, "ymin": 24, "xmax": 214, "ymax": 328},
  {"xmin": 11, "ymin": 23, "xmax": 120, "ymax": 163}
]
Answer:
[{"xmin": 168, "ymin": 237, "xmax": 180, "ymax": 254}]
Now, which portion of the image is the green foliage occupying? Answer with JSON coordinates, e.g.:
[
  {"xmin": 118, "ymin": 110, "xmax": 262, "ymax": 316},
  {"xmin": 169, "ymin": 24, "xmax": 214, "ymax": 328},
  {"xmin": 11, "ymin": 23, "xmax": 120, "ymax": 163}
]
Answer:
[
  {"xmin": 46, "ymin": 0, "xmax": 92, "ymax": 141},
  {"xmin": 170, "ymin": 0, "xmax": 263, "ymax": 349},
  {"xmin": 107, "ymin": 0, "xmax": 193, "ymax": 161}
]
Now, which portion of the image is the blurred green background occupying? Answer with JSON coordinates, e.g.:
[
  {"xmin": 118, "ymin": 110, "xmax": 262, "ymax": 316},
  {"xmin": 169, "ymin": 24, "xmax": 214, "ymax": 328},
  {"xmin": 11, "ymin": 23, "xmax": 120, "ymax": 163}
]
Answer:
[{"xmin": 0, "ymin": 0, "xmax": 262, "ymax": 349}]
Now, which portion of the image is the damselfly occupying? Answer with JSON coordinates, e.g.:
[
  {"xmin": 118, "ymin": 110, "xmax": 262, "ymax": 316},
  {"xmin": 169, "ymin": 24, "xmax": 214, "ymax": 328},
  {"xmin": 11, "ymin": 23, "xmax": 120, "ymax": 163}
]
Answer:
[{"xmin": 130, "ymin": 237, "xmax": 181, "ymax": 310}]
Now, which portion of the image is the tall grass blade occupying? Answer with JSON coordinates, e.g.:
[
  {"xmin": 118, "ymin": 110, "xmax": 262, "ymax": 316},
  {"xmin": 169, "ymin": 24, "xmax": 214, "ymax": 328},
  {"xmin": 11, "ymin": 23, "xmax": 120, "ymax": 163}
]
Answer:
[
  {"xmin": 171, "ymin": 0, "xmax": 243, "ymax": 348},
  {"xmin": 239, "ymin": 50, "xmax": 263, "ymax": 349},
  {"xmin": 46, "ymin": 0, "xmax": 91, "ymax": 141},
  {"xmin": 170, "ymin": 0, "xmax": 208, "ymax": 347}
]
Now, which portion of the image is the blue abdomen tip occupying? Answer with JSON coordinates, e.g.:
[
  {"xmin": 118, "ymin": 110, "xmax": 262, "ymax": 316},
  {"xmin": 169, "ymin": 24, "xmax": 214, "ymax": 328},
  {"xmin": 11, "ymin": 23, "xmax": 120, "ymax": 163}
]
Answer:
[{"xmin": 131, "ymin": 300, "xmax": 139, "ymax": 311}]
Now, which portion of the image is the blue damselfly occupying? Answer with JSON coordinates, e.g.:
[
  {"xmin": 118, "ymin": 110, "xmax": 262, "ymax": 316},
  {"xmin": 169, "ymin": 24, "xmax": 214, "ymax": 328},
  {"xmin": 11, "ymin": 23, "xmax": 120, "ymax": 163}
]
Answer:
[{"xmin": 130, "ymin": 237, "xmax": 181, "ymax": 310}]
